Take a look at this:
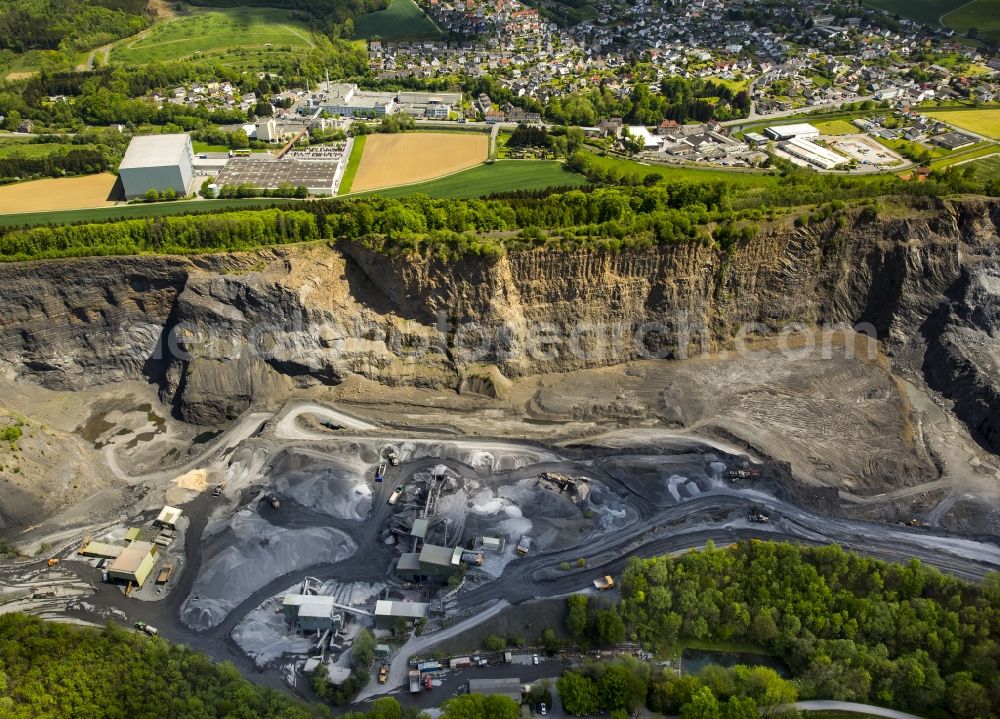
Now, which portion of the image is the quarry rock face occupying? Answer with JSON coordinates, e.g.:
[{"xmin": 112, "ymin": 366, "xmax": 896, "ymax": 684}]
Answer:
[{"xmin": 0, "ymin": 198, "xmax": 997, "ymax": 449}]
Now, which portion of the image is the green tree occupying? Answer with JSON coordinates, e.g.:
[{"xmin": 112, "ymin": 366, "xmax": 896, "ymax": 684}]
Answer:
[
  {"xmin": 567, "ymin": 595, "xmax": 589, "ymax": 641},
  {"xmin": 682, "ymin": 686, "xmax": 723, "ymax": 719},
  {"xmin": 540, "ymin": 628, "xmax": 560, "ymax": 653},
  {"xmin": 482, "ymin": 634, "xmax": 506, "ymax": 652},
  {"xmin": 558, "ymin": 670, "xmax": 599, "ymax": 716},
  {"xmin": 723, "ymin": 695, "xmax": 758, "ymax": 719}
]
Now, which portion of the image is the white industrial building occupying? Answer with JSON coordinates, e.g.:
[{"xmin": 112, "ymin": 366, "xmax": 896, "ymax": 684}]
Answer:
[
  {"xmin": 778, "ymin": 137, "xmax": 847, "ymax": 170},
  {"xmin": 119, "ymin": 134, "xmax": 195, "ymax": 199},
  {"xmin": 627, "ymin": 125, "xmax": 662, "ymax": 150},
  {"xmin": 765, "ymin": 123, "xmax": 820, "ymax": 141}
]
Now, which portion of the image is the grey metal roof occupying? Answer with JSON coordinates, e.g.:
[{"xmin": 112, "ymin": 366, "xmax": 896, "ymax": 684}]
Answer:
[
  {"xmin": 420, "ymin": 543, "xmax": 460, "ymax": 567},
  {"xmin": 119, "ymin": 134, "xmax": 191, "ymax": 170},
  {"xmin": 467, "ymin": 678, "xmax": 522, "ymax": 700},
  {"xmin": 374, "ymin": 600, "xmax": 428, "ymax": 619}
]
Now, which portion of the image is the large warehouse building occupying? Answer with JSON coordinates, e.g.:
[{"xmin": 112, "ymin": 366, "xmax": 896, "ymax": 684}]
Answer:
[
  {"xmin": 119, "ymin": 134, "xmax": 195, "ymax": 199},
  {"xmin": 765, "ymin": 123, "xmax": 820, "ymax": 141}
]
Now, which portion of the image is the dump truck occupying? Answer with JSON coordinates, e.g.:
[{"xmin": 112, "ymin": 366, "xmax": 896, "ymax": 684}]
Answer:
[
  {"xmin": 46, "ymin": 558, "xmax": 60, "ymax": 567},
  {"xmin": 593, "ymin": 575, "xmax": 615, "ymax": 591},
  {"xmin": 409, "ymin": 670, "xmax": 421, "ymax": 693},
  {"xmin": 134, "ymin": 621, "xmax": 158, "ymax": 636},
  {"xmin": 378, "ymin": 664, "xmax": 389, "ymax": 684},
  {"xmin": 156, "ymin": 564, "xmax": 175, "ymax": 584},
  {"xmin": 462, "ymin": 551, "xmax": 484, "ymax": 566},
  {"xmin": 388, "ymin": 487, "xmax": 403, "ymax": 505},
  {"xmin": 387, "ymin": 450, "xmax": 400, "ymax": 466},
  {"xmin": 375, "ymin": 463, "xmax": 386, "ymax": 482},
  {"xmin": 265, "ymin": 493, "xmax": 280, "ymax": 510},
  {"xmin": 516, "ymin": 535, "xmax": 533, "ymax": 556}
]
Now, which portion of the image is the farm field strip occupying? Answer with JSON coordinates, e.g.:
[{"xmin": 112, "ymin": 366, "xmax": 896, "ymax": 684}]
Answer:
[
  {"xmin": 924, "ymin": 108, "xmax": 1000, "ymax": 140},
  {"xmin": 0, "ymin": 174, "xmax": 120, "ymax": 215},
  {"xmin": 350, "ymin": 160, "xmax": 586, "ymax": 198},
  {"xmin": 348, "ymin": 133, "xmax": 489, "ymax": 193}
]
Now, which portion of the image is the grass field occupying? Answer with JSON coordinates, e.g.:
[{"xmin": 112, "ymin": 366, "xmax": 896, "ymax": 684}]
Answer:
[
  {"xmin": 112, "ymin": 7, "xmax": 314, "ymax": 65},
  {"xmin": 338, "ymin": 136, "xmax": 366, "ymax": 195},
  {"xmin": 0, "ymin": 197, "xmax": 301, "ymax": 228},
  {"xmin": 0, "ymin": 141, "xmax": 96, "ymax": 159},
  {"xmin": 876, "ymin": 136, "xmax": 951, "ymax": 160},
  {"xmin": 928, "ymin": 141, "xmax": 998, "ymax": 168},
  {"xmin": 352, "ymin": 160, "xmax": 586, "ymax": 198},
  {"xmin": 353, "ymin": 0, "xmax": 440, "ymax": 40},
  {"xmin": 812, "ymin": 119, "xmax": 860, "ymax": 135},
  {"xmin": 581, "ymin": 151, "xmax": 783, "ymax": 187},
  {"xmin": 957, "ymin": 152, "xmax": 1000, "ymax": 179},
  {"xmin": 863, "ymin": 0, "xmax": 967, "ymax": 26},
  {"xmin": 941, "ymin": 0, "xmax": 1000, "ymax": 42},
  {"xmin": 350, "ymin": 133, "xmax": 489, "ymax": 193},
  {"xmin": 924, "ymin": 108, "xmax": 1000, "ymax": 140}
]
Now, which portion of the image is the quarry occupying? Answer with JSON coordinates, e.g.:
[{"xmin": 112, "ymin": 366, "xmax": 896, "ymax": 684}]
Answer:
[{"xmin": 0, "ymin": 198, "xmax": 999, "ymax": 702}]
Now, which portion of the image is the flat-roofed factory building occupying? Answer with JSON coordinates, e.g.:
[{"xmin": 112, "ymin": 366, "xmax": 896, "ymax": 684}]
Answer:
[{"xmin": 119, "ymin": 134, "xmax": 195, "ymax": 199}]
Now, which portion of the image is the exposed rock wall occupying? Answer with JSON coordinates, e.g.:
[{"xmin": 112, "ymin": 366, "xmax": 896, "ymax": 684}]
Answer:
[{"xmin": 0, "ymin": 199, "xmax": 997, "ymax": 448}]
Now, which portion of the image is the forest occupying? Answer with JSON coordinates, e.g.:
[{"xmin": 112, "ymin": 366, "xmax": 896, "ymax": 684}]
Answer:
[
  {"xmin": 0, "ymin": 0, "xmax": 149, "ymax": 53},
  {"xmin": 556, "ymin": 658, "xmax": 797, "ymax": 718},
  {"xmin": 0, "ymin": 613, "xmax": 329, "ymax": 719},
  {"xmin": 0, "ymin": 209, "xmax": 318, "ymax": 262},
  {"xmin": 560, "ymin": 542, "xmax": 1000, "ymax": 719},
  {"xmin": 0, "ymin": 612, "xmax": 518, "ymax": 719}
]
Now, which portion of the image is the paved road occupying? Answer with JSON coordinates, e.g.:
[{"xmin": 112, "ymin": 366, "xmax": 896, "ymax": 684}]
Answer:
[
  {"xmin": 793, "ymin": 700, "xmax": 927, "ymax": 719},
  {"xmin": 721, "ymin": 95, "xmax": 876, "ymax": 128}
]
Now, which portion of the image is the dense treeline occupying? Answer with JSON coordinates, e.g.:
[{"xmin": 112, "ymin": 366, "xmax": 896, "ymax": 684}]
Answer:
[
  {"xmin": 0, "ymin": 209, "xmax": 318, "ymax": 261},
  {"xmin": 0, "ymin": 0, "xmax": 149, "ymax": 53},
  {"xmin": 565, "ymin": 542, "xmax": 1000, "ymax": 719},
  {"xmin": 0, "ymin": 163, "xmax": 995, "ymax": 262},
  {"xmin": 0, "ymin": 147, "xmax": 116, "ymax": 183},
  {"xmin": 556, "ymin": 658, "xmax": 796, "ymax": 718},
  {"xmin": 0, "ymin": 613, "xmax": 330, "ymax": 719}
]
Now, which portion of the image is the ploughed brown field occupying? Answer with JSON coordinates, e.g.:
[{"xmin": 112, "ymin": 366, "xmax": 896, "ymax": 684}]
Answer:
[
  {"xmin": 0, "ymin": 173, "xmax": 119, "ymax": 214},
  {"xmin": 350, "ymin": 132, "xmax": 489, "ymax": 192}
]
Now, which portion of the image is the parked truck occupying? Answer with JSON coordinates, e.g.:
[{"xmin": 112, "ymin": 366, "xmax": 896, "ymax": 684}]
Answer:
[
  {"xmin": 134, "ymin": 622, "xmax": 158, "ymax": 636},
  {"xmin": 378, "ymin": 664, "xmax": 389, "ymax": 684},
  {"xmin": 409, "ymin": 670, "xmax": 420, "ymax": 693},
  {"xmin": 375, "ymin": 463, "xmax": 387, "ymax": 482},
  {"xmin": 593, "ymin": 575, "xmax": 615, "ymax": 591},
  {"xmin": 387, "ymin": 450, "xmax": 399, "ymax": 466}
]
